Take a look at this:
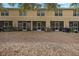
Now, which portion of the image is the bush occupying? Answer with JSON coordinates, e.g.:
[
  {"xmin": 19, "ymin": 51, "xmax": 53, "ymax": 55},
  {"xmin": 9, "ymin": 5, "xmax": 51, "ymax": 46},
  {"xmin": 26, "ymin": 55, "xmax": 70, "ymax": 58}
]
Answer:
[
  {"xmin": 63, "ymin": 28, "xmax": 70, "ymax": 32},
  {"xmin": 12, "ymin": 27, "xmax": 18, "ymax": 31},
  {"xmin": 70, "ymin": 27, "xmax": 78, "ymax": 33},
  {"xmin": 70, "ymin": 28, "xmax": 74, "ymax": 32},
  {"xmin": 45, "ymin": 27, "xmax": 51, "ymax": 32}
]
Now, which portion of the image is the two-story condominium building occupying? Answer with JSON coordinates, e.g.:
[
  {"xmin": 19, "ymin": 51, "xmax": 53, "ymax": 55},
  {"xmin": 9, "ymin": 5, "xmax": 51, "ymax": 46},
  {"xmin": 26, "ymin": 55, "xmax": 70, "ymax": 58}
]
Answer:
[{"xmin": 0, "ymin": 8, "xmax": 79, "ymax": 31}]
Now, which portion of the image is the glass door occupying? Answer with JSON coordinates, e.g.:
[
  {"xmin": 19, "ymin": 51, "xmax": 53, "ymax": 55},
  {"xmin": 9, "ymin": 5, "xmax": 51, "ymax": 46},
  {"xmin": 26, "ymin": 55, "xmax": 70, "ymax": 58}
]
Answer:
[
  {"xmin": 69, "ymin": 21, "xmax": 79, "ymax": 31},
  {"xmin": 51, "ymin": 21, "xmax": 63, "ymax": 31},
  {"xmin": 18, "ymin": 21, "xmax": 31, "ymax": 31},
  {"xmin": 0, "ymin": 21, "xmax": 4, "ymax": 29},
  {"xmin": 22, "ymin": 22, "xmax": 27, "ymax": 31},
  {"xmin": 54, "ymin": 21, "xmax": 60, "ymax": 31},
  {"xmin": 37, "ymin": 22, "xmax": 42, "ymax": 31},
  {"xmin": 54, "ymin": 22, "xmax": 59, "ymax": 30},
  {"xmin": 3, "ymin": 21, "xmax": 12, "ymax": 31},
  {"xmin": 33, "ymin": 21, "xmax": 46, "ymax": 31},
  {"xmin": 73, "ymin": 22, "xmax": 78, "ymax": 30}
]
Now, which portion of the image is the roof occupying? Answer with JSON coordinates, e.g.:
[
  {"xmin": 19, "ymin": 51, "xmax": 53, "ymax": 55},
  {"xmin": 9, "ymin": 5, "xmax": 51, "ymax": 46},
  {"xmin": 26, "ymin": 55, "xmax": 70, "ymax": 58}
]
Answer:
[
  {"xmin": 0, "ymin": 7, "xmax": 78, "ymax": 11},
  {"xmin": 58, "ymin": 8, "xmax": 77, "ymax": 10}
]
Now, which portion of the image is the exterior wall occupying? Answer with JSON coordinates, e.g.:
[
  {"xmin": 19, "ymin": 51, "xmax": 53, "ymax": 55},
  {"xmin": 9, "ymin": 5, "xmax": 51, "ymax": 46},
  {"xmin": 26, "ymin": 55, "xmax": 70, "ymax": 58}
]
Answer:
[
  {"xmin": 27, "ymin": 10, "xmax": 37, "ymax": 16},
  {"xmin": 63, "ymin": 10, "xmax": 73, "ymax": 16},
  {"xmin": 9, "ymin": 9, "xmax": 19, "ymax": 16},
  {"xmin": 0, "ymin": 9, "xmax": 79, "ymax": 29}
]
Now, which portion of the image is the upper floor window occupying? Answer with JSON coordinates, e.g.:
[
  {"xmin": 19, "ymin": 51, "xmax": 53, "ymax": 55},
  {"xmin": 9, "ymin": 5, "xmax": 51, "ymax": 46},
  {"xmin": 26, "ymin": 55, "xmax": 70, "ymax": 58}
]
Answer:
[
  {"xmin": 73, "ymin": 9, "xmax": 79, "ymax": 16},
  {"xmin": 19, "ymin": 11, "xmax": 26, "ymax": 16},
  {"xmin": 37, "ymin": 10, "xmax": 45, "ymax": 16},
  {"xmin": 55, "ymin": 10, "xmax": 63, "ymax": 16},
  {"xmin": 1, "ymin": 11, "xmax": 9, "ymax": 16}
]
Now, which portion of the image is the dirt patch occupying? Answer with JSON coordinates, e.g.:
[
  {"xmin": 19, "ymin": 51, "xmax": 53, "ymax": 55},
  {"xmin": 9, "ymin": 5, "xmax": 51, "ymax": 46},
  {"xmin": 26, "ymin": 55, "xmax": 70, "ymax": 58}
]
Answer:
[{"xmin": 0, "ymin": 32, "xmax": 79, "ymax": 56}]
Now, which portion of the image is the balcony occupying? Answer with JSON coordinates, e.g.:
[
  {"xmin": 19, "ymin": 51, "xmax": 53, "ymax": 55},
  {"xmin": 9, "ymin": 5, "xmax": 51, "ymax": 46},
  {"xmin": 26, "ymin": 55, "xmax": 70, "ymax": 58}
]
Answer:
[{"xmin": 0, "ymin": 16, "xmax": 79, "ymax": 21}]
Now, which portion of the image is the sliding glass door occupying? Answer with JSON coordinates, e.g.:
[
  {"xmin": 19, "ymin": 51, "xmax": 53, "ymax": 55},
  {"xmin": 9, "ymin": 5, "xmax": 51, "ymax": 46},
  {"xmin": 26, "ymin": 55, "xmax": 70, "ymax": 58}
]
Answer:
[
  {"xmin": 50, "ymin": 21, "xmax": 64, "ymax": 31},
  {"xmin": 69, "ymin": 21, "xmax": 79, "ymax": 31},
  {"xmin": 0, "ymin": 21, "xmax": 13, "ymax": 31},
  {"xmin": 33, "ymin": 21, "xmax": 46, "ymax": 31},
  {"xmin": 18, "ymin": 21, "xmax": 31, "ymax": 31}
]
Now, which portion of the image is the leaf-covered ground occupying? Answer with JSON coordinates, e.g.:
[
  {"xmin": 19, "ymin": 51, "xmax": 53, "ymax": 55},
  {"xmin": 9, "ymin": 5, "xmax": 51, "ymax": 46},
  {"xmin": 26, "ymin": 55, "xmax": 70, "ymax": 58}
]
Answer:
[{"xmin": 0, "ymin": 32, "xmax": 79, "ymax": 56}]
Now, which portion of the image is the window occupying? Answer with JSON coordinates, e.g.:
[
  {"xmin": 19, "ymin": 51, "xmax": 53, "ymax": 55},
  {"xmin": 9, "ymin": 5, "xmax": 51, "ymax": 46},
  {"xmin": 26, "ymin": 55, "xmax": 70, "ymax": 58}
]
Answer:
[
  {"xmin": 37, "ymin": 10, "xmax": 45, "ymax": 16},
  {"xmin": 55, "ymin": 10, "xmax": 63, "ymax": 16},
  {"xmin": 19, "ymin": 11, "xmax": 26, "ymax": 16},
  {"xmin": 4, "ymin": 21, "xmax": 12, "ymax": 28},
  {"xmin": 73, "ymin": 9, "xmax": 79, "ymax": 16},
  {"xmin": 37, "ymin": 11, "xmax": 40, "ymax": 16},
  {"xmin": 18, "ymin": 21, "xmax": 31, "ymax": 31},
  {"xmin": 69, "ymin": 21, "xmax": 79, "ymax": 30},
  {"xmin": 33, "ymin": 21, "xmax": 46, "ymax": 31},
  {"xmin": 1, "ymin": 11, "xmax": 9, "ymax": 16},
  {"xmin": 50, "ymin": 21, "xmax": 64, "ymax": 31}
]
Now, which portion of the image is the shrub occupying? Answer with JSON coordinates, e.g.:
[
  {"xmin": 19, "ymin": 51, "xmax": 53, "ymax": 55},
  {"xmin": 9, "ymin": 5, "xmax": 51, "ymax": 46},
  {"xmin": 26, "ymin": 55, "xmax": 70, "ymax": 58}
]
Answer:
[
  {"xmin": 45, "ymin": 27, "xmax": 51, "ymax": 32},
  {"xmin": 12, "ymin": 27, "xmax": 18, "ymax": 31},
  {"xmin": 63, "ymin": 28, "xmax": 70, "ymax": 33}
]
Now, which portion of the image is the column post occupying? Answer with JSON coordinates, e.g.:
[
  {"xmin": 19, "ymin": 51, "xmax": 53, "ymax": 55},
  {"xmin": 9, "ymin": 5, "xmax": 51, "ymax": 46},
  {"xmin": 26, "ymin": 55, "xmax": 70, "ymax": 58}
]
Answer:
[{"xmin": 31, "ymin": 21, "xmax": 33, "ymax": 31}]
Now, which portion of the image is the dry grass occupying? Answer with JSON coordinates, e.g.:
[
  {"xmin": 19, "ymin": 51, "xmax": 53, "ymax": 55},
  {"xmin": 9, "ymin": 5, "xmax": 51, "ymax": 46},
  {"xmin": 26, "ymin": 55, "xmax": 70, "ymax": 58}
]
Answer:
[{"xmin": 0, "ymin": 31, "xmax": 79, "ymax": 56}]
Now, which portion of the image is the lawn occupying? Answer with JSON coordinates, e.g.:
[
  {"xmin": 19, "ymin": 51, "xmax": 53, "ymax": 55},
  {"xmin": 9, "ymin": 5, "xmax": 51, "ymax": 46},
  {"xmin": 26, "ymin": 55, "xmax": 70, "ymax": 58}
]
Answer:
[{"xmin": 0, "ymin": 31, "xmax": 79, "ymax": 56}]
